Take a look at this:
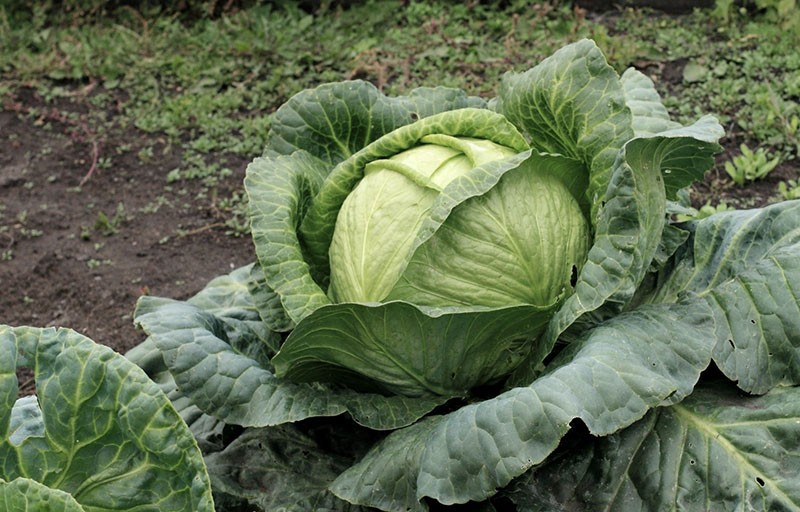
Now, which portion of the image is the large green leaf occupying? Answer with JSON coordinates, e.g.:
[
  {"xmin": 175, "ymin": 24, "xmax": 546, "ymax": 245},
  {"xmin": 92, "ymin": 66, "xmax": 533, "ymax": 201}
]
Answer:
[
  {"xmin": 645, "ymin": 116, "xmax": 724, "ymax": 200},
  {"xmin": 509, "ymin": 383, "xmax": 800, "ymax": 511},
  {"xmin": 266, "ymin": 81, "xmax": 486, "ymax": 164},
  {"xmin": 326, "ymin": 300, "xmax": 714, "ymax": 509},
  {"xmin": 204, "ymin": 426, "xmax": 368, "ymax": 511},
  {"xmin": 206, "ymin": 425, "xmax": 376, "ymax": 512},
  {"xmin": 619, "ymin": 68, "xmax": 724, "ymax": 199},
  {"xmin": 272, "ymin": 301, "xmax": 553, "ymax": 397},
  {"xmin": 497, "ymin": 38, "xmax": 634, "ymax": 221},
  {"xmin": 509, "ymin": 118, "xmax": 720, "ymax": 386},
  {"xmin": 246, "ymin": 150, "xmax": 333, "ymax": 325},
  {"xmin": 1, "ymin": 477, "xmax": 86, "ymax": 511},
  {"xmin": 0, "ymin": 326, "xmax": 214, "ymax": 512},
  {"xmin": 126, "ymin": 337, "xmax": 226, "ymax": 453},
  {"xmin": 330, "ymin": 417, "xmax": 442, "ymax": 512},
  {"xmin": 248, "ymin": 261, "xmax": 296, "ymax": 333},
  {"xmin": 620, "ymin": 67, "xmax": 681, "ymax": 138},
  {"xmin": 651, "ymin": 200, "xmax": 800, "ymax": 393},
  {"xmin": 134, "ymin": 296, "xmax": 447, "ymax": 430},
  {"xmin": 188, "ymin": 262, "xmax": 281, "ymax": 359}
]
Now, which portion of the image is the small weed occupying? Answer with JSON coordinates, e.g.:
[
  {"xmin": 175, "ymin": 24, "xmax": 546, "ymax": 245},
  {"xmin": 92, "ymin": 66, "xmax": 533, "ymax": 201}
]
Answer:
[
  {"xmin": 166, "ymin": 152, "xmax": 232, "ymax": 186},
  {"xmin": 1, "ymin": 249, "xmax": 13, "ymax": 261},
  {"xmin": 94, "ymin": 202, "xmax": 128, "ymax": 236},
  {"xmin": 214, "ymin": 189, "xmax": 250, "ymax": 236},
  {"xmin": 137, "ymin": 146, "xmax": 154, "ymax": 164},
  {"xmin": 676, "ymin": 200, "xmax": 736, "ymax": 221},
  {"xmin": 19, "ymin": 228, "xmax": 43, "ymax": 238},
  {"xmin": 140, "ymin": 195, "xmax": 171, "ymax": 214},
  {"xmin": 724, "ymin": 144, "xmax": 781, "ymax": 186},
  {"xmin": 98, "ymin": 156, "xmax": 113, "ymax": 169},
  {"xmin": 778, "ymin": 179, "xmax": 800, "ymax": 200},
  {"xmin": 87, "ymin": 258, "xmax": 113, "ymax": 269}
]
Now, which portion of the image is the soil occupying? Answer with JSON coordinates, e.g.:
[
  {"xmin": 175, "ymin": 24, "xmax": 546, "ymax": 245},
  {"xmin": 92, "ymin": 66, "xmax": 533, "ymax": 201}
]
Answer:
[{"xmin": 1, "ymin": 86, "xmax": 255, "ymax": 386}]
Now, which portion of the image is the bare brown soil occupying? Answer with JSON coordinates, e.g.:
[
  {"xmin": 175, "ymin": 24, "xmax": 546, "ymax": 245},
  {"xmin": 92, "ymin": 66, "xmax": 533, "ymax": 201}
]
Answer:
[{"xmin": 1, "ymin": 87, "xmax": 255, "ymax": 365}]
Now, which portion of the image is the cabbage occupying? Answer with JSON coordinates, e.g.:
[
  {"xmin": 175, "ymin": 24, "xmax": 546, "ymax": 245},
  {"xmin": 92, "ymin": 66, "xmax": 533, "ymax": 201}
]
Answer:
[{"xmin": 128, "ymin": 40, "xmax": 800, "ymax": 511}]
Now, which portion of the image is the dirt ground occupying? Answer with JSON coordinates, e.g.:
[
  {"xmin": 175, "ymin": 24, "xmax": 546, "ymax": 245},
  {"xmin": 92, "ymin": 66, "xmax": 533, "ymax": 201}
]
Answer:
[
  {"xmin": 1, "ymin": 78, "xmax": 795, "ymax": 387},
  {"xmin": 1, "ymin": 87, "xmax": 255, "ymax": 369}
]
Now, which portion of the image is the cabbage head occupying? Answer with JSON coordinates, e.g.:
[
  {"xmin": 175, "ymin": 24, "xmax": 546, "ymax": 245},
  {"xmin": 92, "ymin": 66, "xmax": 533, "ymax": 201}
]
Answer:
[
  {"xmin": 329, "ymin": 133, "xmax": 589, "ymax": 309},
  {"xmin": 244, "ymin": 100, "xmax": 603, "ymax": 397}
]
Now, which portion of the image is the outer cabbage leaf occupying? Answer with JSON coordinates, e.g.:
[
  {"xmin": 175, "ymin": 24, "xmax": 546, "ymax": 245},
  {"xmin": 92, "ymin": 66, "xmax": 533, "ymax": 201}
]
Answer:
[
  {"xmin": 330, "ymin": 417, "xmax": 442, "ymax": 512},
  {"xmin": 509, "ymin": 117, "xmax": 722, "ymax": 386},
  {"xmin": 272, "ymin": 302, "xmax": 553, "ymax": 397},
  {"xmin": 204, "ymin": 426, "xmax": 370, "ymax": 512},
  {"xmin": 134, "ymin": 295, "xmax": 447, "ymax": 430},
  {"xmin": 329, "ymin": 300, "xmax": 715, "ymax": 508},
  {"xmin": 246, "ymin": 150, "xmax": 333, "ymax": 325},
  {"xmin": 266, "ymin": 81, "xmax": 486, "ymax": 164},
  {"xmin": 619, "ymin": 68, "xmax": 725, "ymax": 200},
  {"xmin": 508, "ymin": 384, "xmax": 800, "ymax": 511},
  {"xmin": 645, "ymin": 116, "xmax": 724, "ymax": 200},
  {"xmin": 497, "ymin": 38, "xmax": 633, "ymax": 221},
  {"xmin": 0, "ymin": 325, "xmax": 214, "ymax": 512},
  {"xmin": 248, "ymin": 261, "xmax": 296, "ymax": 332},
  {"xmin": 188, "ymin": 262, "xmax": 281, "ymax": 359},
  {"xmin": 620, "ymin": 67, "xmax": 681, "ymax": 138},
  {"xmin": 126, "ymin": 337, "xmax": 226, "ymax": 453},
  {"xmin": 1, "ymin": 477, "xmax": 86, "ymax": 511},
  {"xmin": 650, "ymin": 200, "xmax": 800, "ymax": 393}
]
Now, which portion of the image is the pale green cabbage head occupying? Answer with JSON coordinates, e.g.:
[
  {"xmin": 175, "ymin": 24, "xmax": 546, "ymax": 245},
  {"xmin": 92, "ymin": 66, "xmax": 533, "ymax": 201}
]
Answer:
[{"xmin": 328, "ymin": 133, "xmax": 590, "ymax": 311}]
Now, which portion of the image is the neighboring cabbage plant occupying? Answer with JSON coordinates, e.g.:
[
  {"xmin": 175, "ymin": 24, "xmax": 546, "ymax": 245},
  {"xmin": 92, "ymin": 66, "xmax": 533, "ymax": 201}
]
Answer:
[
  {"xmin": 128, "ymin": 40, "xmax": 800, "ymax": 511},
  {"xmin": 0, "ymin": 325, "xmax": 214, "ymax": 511}
]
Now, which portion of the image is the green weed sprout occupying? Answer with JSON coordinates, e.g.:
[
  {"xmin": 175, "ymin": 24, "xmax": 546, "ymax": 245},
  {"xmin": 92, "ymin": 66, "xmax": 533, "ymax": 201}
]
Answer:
[
  {"xmin": 779, "ymin": 179, "xmax": 800, "ymax": 200},
  {"xmin": 675, "ymin": 200, "xmax": 736, "ymax": 221},
  {"xmin": 724, "ymin": 143, "xmax": 780, "ymax": 186}
]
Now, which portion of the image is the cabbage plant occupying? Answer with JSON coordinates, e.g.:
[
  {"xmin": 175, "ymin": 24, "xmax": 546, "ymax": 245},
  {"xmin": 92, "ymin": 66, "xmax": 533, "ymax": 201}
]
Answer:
[
  {"xmin": 128, "ymin": 40, "xmax": 800, "ymax": 511},
  {"xmin": 0, "ymin": 325, "xmax": 214, "ymax": 511}
]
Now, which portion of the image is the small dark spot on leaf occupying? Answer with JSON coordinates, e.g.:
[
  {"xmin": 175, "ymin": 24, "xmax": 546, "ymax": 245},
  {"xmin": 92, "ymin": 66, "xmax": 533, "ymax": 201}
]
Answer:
[
  {"xmin": 756, "ymin": 476, "xmax": 765, "ymax": 487},
  {"xmin": 750, "ymin": 319, "xmax": 756, "ymax": 324},
  {"xmin": 689, "ymin": 459, "xmax": 695, "ymax": 465},
  {"xmin": 410, "ymin": 112, "xmax": 419, "ymax": 121},
  {"xmin": 728, "ymin": 339, "xmax": 735, "ymax": 349},
  {"xmin": 570, "ymin": 265, "xmax": 578, "ymax": 287}
]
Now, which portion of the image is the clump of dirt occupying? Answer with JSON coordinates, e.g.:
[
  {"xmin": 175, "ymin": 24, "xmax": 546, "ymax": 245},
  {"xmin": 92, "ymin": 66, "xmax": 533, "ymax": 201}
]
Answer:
[{"xmin": 1, "ymin": 87, "xmax": 255, "ymax": 362}]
